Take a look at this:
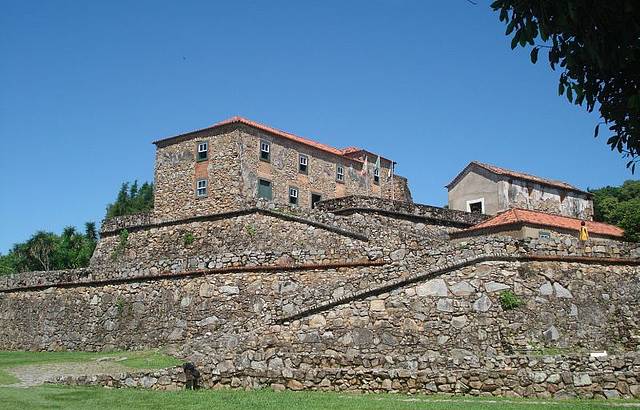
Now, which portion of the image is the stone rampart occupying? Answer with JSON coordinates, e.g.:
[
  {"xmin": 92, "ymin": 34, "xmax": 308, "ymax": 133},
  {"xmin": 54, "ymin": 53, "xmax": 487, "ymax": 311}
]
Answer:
[
  {"xmin": 316, "ymin": 195, "xmax": 488, "ymax": 227},
  {"xmin": 54, "ymin": 353, "xmax": 640, "ymax": 399},
  {"xmin": 2, "ymin": 199, "xmax": 639, "ymax": 400}
]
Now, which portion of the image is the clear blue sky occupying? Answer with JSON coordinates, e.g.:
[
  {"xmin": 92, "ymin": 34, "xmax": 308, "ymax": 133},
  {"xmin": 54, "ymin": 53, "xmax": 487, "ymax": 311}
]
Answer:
[{"xmin": 0, "ymin": 1, "xmax": 634, "ymax": 253}]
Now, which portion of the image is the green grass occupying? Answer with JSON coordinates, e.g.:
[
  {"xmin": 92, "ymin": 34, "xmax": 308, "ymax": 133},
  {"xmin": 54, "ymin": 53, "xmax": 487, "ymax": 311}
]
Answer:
[
  {"xmin": 0, "ymin": 386, "xmax": 638, "ymax": 410},
  {"xmin": 0, "ymin": 350, "xmax": 182, "ymax": 386}
]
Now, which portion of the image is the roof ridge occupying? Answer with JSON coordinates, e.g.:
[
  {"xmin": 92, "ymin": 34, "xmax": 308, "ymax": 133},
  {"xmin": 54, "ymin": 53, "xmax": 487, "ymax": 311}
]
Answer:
[
  {"xmin": 446, "ymin": 161, "xmax": 591, "ymax": 196},
  {"xmin": 155, "ymin": 115, "xmax": 395, "ymax": 164}
]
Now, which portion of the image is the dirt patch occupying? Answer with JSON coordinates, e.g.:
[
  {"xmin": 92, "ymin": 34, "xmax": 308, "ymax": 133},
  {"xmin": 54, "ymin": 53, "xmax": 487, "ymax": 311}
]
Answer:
[{"xmin": 3, "ymin": 360, "xmax": 142, "ymax": 388}]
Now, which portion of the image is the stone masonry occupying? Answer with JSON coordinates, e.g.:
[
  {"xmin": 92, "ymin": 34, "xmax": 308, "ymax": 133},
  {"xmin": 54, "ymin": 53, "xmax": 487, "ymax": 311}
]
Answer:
[
  {"xmin": 0, "ymin": 116, "xmax": 637, "ymax": 399},
  {"xmin": 153, "ymin": 117, "xmax": 412, "ymax": 220},
  {"xmin": 0, "ymin": 195, "xmax": 639, "ymax": 399}
]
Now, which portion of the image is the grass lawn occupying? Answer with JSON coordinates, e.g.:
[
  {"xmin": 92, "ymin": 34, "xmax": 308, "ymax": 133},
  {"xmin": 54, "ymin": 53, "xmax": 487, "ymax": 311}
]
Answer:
[
  {"xmin": 0, "ymin": 350, "xmax": 182, "ymax": 385},
  {"xmin": 1, "ymin": 351, "xmax": 639, "ymax": 409},
  {"xmin": 1, "ymin": 386, "xmax": 639, "ymax": 410}
]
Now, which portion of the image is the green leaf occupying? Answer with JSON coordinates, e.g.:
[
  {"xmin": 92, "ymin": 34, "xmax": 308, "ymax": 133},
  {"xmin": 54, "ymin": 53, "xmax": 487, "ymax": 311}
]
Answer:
[
  {"xmin": 594, "ymin": 124, "xmax": 600, "ymax": 138},
  {"xmin": 510, "ymin": 33, "xmax": 519, "ymax": 49},
  {"xmin": 558, "ymin": 82, "xmax": 565, "ymax": 96},
  {"xmin": 566, "ymin": 86, "xmax": 573, "ymax": 103},
  {"xmin": 530, "ymin": 47, "xmax": 539, "ymax": 64}
]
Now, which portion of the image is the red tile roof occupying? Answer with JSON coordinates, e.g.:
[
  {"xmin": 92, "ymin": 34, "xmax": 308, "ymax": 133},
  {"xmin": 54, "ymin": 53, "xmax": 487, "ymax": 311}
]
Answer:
[
  {"xmin": 446, "ymin": 161, "xmax": 591, "ymax": 196},
  {"xmin": 457, "ymin": 208, "xmax": 624, "ymax": 238},
  {"xmin": 153, "ymin": 116, "xmax": 388, "ymax": 164}
]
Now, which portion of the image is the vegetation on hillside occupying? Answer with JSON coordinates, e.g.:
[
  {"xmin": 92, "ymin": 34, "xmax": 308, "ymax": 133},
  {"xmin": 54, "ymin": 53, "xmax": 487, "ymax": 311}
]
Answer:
[
  {"xmin": 0, "ymin": 224, "xmax": 98, "ymax": 275},
  {"xmin": 105, "ymin": 181, "xmax": 154, "ymax": 218},
  {"xmin": 491, "ymin": 1, "xmax": 640, "ymax": 171},
  {"xmin": 0, "ymin": 180, "xmax": 154, "ymax": 275},
  {"xmin": 591, "ymin": 180, "xmax": 640, "ymax": 242}
]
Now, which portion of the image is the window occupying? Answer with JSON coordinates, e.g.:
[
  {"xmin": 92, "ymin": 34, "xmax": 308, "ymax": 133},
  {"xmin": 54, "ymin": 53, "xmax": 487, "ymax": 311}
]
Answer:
[
  {"xmin": 466, "ymin": 198, "xmax": 484, "ymax": 214},
  {"xmin": 196, "ymin": 179, "xmax": 208, "ymax": 197},
  {"xmin": 559, "ymin": 192, "xmax": 566, "ymax": 203},
  {"xmin": 469, "ymin": 201, "xmax": 483, "ymax": 214},
  {"xmin": 197, "ymin": 141, "xmax": 208, "ymax": 161},
  {"xmin": 336, "ymin": 165, "xmax": 344, "ymax": 182},
  {"xmin": 260, "ymin": 141, "xmax": 270, "ymax": 162},
  {"xmin": 539, "ymin": 231, "xmax": 551, "ymax": 239},
  {"xmin": 299, "ymin": 154, "xmax": 308, "ymax": 174},
  {"xmin": 258, "ymin": 179, "xmax": 272, "ymax": 200},
  {"xmin": 289, "ymin": 187, "xmax": 299, "ymax": 205},
  {"xmin": 373, "ymin": 167, "xmax": 380, "ymax": 185},
  {"xmin": 311, "ymin": 193, "xmax": 322, "ymax": 209}
]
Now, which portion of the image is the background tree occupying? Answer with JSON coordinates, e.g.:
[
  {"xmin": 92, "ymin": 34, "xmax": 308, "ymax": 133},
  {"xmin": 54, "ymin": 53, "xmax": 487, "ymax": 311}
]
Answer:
[
  {"xmin": 591, "ymin": 180, "xmax": 640, "ymax": 242},
  {"xmin": 0, "ymin": 223, "xmax": 98, "ymax": 275},
  {"xmin": 491, "ymin": 1, "xmax": 640, "ymax": 171},
  {"xmin": 105, "ymin": 181, "xmax": 154, "ymax": 218},
  {"xmin": 27, "ymin": 232, "xmax": 57, "ymax": 271}
]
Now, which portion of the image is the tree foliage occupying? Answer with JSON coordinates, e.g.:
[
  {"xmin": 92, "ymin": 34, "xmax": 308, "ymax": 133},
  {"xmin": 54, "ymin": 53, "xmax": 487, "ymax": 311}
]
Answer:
[
  {"xmin": 105, "ymin": 181, "xmax": 154, "ymax": 218},
  {"xmin": 0, "ymin": 223, "xmax": 98, "ymax": 275},
  {"xmin": 591, "ymin": 180, "xmax": 640, "ymax": 242},
  {"xmin": 491, "ymin": 1, "xmax": 640, "ymax": 171}
]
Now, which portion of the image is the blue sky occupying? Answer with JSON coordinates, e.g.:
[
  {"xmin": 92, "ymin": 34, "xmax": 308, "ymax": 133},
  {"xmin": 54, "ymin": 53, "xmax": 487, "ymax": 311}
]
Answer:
[{"xmin": 0, "ymin": 1, "xmax": 634, "ymax": 253}]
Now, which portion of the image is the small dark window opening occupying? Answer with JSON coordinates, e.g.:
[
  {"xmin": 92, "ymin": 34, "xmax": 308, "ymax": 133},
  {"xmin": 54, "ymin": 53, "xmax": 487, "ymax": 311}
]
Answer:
[
  {"xmin": 197, "ymin": 142, "xmax": 208, "ymax": 161},
  {"xmin": 258, "ymin": 179, "xmax": 272, "ymax": 200},
  {"xmin": 260, "ymin": 141, "xmax": 270, "ymax": 162},
  {"xmin": 373, "ymin": 168, "xmax": 380, "ymax": 185},
  {"xmin": 311, "ymin": 193, "xmax": 322, "ymax": 208},
  {"xmin": 336, "ymin": 165, "xmax": 344, "ymax": 182},
  {"xmin": 289, "ymin": 187, "xmax": 298, "ymax": 205},
  {"xmin": 539, "ymin": 231, "xmax": 551, "ymax": 239},
  {"xmin": 469, "ymin": 201, "xmax": 483, "ymax": 214},
  {"xmin": 299, "ymin": 154, "xmax": 308, "ymax": 174},
  {"xmin": 527, "ymin": 184, "xmax": 534, "ymax": 197}
]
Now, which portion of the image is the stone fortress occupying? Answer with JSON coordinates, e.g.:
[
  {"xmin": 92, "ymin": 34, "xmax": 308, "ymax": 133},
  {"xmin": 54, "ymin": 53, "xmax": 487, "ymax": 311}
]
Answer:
[{"xmin": 1, "ymin": 116, "xmax": 639, "ymax": 399}]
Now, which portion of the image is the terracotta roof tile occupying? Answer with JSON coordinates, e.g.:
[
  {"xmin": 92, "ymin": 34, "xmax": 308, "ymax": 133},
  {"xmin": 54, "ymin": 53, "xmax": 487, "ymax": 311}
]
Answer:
[
  {"xmin": 212, "ymin": 116, "xmax": 348, "ymax": 157},
  {"xmin": 460, "ymin": 208, "xmax": 624, "ymax": 238},
  {"xmin": 446, "ymin": 161, "xmax": 591, "ymax": 196},
  {"xmin": 153, "ymin": 116, "xmax": 388, "ymax": 164}
]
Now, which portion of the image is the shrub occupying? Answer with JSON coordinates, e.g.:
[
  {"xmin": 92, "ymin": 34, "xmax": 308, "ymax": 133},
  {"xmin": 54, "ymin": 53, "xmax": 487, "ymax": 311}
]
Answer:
[
  {"xmin": 499, "ymin": 290, "xmax": 523, "ymax": 310},
  {"xmin": 245, "ymin": 224, "xmax": 257, "ymax": 237},
  {"xmin": 183, "ymin": 232, "xmax": 195, "ymax": 246},
  {"xmin": 111, "ymin": 229, "xmax": 129, "ymax": 260}
]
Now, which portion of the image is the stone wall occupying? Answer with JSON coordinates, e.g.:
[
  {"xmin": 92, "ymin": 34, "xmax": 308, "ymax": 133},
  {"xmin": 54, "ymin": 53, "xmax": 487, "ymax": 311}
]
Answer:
[
  {"xmin": 2, "ymin": 198, "xmax": 639, "ymax": 400},
  {"xmin": 54, "ymin": 353, "xmax": 640, "ymax": 400},
  {"xmin": 316, "ymin": 195, "xmax": 488, "ymax": 227},
  {"xmin": 154, "ymin": 128, "xmax": 245, "ymax": 220},
  {"xmin": 448, "ymin": 165, "xmax": 593, "ymax": 220},
  {"xmin": 152, "ymin": 123, "xmax": 413, "ymax": 220},
  {"xmin": 501, "ymin": 178, "xmax": 593, "ymax": 221},
  {"xmin": 92, "ymin": 210, "xmax": 374, "ymax": 281},
  {"xmin": 2, "ymin": 258, "xmax": 638, "ymax": 356}
]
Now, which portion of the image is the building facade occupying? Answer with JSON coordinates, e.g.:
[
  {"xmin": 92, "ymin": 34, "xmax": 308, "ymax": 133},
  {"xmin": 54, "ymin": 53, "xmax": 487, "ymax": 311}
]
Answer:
[
  {"xmin": 446, "ymin": 161, "xmax": 593, "ymax": 220},
  {"xmin": 153, "ymin": 116, "xmax": 412, "ymax": 220}
]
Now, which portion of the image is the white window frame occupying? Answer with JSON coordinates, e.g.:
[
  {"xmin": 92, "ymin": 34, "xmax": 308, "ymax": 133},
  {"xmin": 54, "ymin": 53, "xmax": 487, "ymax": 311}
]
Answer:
[
  {"xmin": 197, "ymin": 141, "xmax": 208, "ymax": 160},
  {"xmin": 336, "ymin": 165, "xmax": 344, "ymax": 182},
  {"xmin": 299, "ymin": 154, "xmax": 308, "ymax": 173},
  {"xmin": 466, "ymin": 198, "xmax": 485, "ymax": 214},
  {"xmin": 289, "ymin": 187, "xmax": 299, "ymax": 204},
  {"xmin": 373, "ymin": 167, "xmax": 380, "ymax": 184},
  {"xmin": 196, "ymin": 179, "xmax": 208, "ymax": 197},
  {"xmin": 260, "ymin": 141, "xmax": 270, "ymax": 159}
]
